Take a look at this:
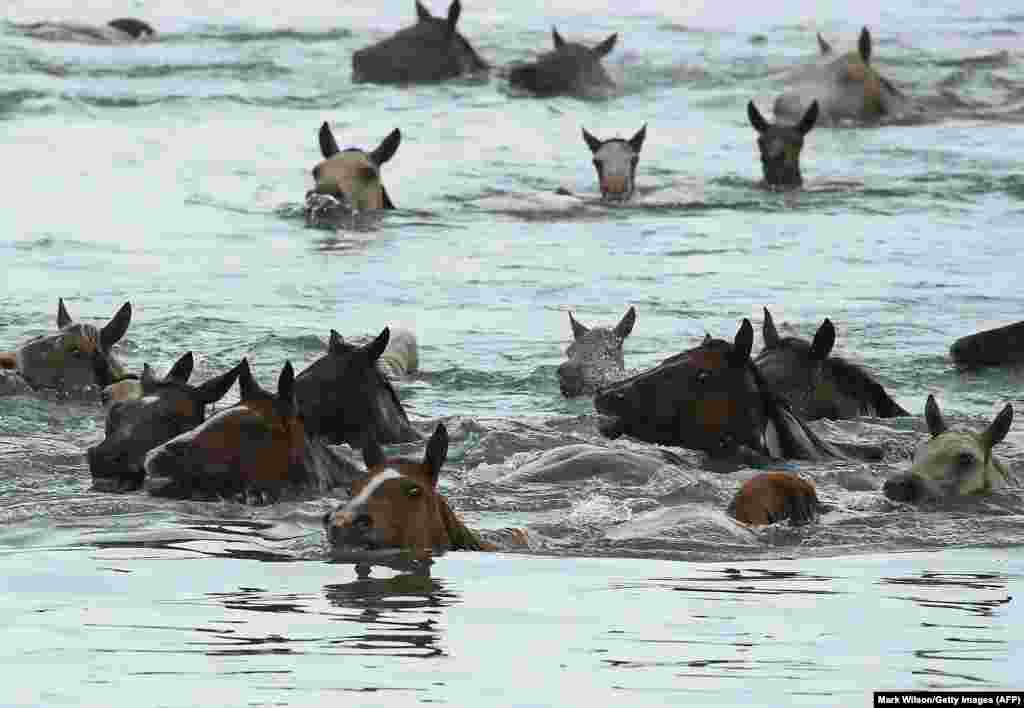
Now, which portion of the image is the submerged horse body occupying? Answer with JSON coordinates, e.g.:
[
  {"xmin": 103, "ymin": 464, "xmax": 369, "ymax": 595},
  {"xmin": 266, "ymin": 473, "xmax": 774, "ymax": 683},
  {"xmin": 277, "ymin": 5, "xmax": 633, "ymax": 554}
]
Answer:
[
  {"xmin": 1, "ymin": 299, "xmax": 132, "ymax": 397},
  {"xmin": 509, "ymin": 28, "xmax": 618, "ymax": 98},
  {"xmin": 755, "ymin": 308, "xmax": 908, "ymax": 420},
  {"xmin": 351, "ymin": 0, "xmax": 488, "ymax": 84},
  {"xmin": 557, "ymin": 306, "xmax": 636, "ymax": 397},
  {"xmin": 773, "ymin": 27, "xmax": 908, "ymax": 124},
  {"xmin": 884, "ymin": 395, "xmax": 1013, "ymax": 503}
]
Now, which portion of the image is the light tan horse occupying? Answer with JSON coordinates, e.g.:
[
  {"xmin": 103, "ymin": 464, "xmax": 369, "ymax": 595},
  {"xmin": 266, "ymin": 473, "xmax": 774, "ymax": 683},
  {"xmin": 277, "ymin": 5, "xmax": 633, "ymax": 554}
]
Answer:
[{"xmin": 308, "ymin": 123, "xmax": 401, "ymax": 212}]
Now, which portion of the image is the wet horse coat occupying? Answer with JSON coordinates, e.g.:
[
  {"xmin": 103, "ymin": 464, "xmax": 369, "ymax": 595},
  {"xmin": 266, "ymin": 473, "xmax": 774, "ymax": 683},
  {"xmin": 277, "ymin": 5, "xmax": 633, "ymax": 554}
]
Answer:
[
  {"xmin": 581, "ymin": 126, "xmax": 646, "ymax": 202},
  {"xmin": 949, "ymin": 321, "xmax": 1024, "ymax": 368},
  {"xmin": 755, "ymin": 308, "xmax": 908, "ymax": 420},
  {"xmin": 351, "ymin": 0, "xmax": 488, "ymax": 84},
  {"xmin": 746, "ymin": 100, "xmax": 818, "ymax": 189},
  {"xmin": 728, "ymin": 472, "xmax": 822, "ymax": 526},
  {"xmin": 557, "ymin": 306, "xmax": 637, "ymax": 397},
  {"xmin": 509, "ymin": 28, "xmax": 618, "ymax": 98}
]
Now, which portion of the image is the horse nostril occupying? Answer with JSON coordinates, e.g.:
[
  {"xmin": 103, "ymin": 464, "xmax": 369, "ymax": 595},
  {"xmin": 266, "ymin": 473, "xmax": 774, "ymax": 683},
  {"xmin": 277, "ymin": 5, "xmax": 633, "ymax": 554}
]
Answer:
[{"xmin": 353, "ymin": 513, "xmax": 373, "ymax": 531}]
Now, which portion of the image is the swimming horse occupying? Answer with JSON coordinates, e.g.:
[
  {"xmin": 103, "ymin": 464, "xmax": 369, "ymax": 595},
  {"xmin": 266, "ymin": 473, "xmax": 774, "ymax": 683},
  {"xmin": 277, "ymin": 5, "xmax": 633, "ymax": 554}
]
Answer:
[
  {"xmin": 88, "ymin": 353, "xmax": 244, "ymax": 492},
  {"xmin": 746, "ymin": 100, "xmax": 819, "ymax": 189},
  {"xmin": 144, "ymin": 359, "xmax": 361, "ymax": 501},
  {"xmin": 324, "ymin": 423, "xmax": 488, "ymax": 560},
  {"xmin": 509, "ymin": 28, "xmax": 618, "ymax": 98},
  {"xmin": 0, "ymin": 299, "xmax": 132, "ymax": 397},
  {"xmin": 755, "ymin": 308, "xmax": 908, "ymax": 420},
  {"xmin": 883, "ymin": 395, "xmax": 1013, "ymax": 503},
  {"xmin": 557, "ymin": 306, "xmax": 637, "ymax": 397},
  {"xmin": 594, "ymin": 318, "xmax": 881, "ymax": 461},
  {"xmin": 581, "ymin": 126, "xmax": 646, "ymax": 202},
  {"xmin": 728, "ymin": 472, "xmax": 823, "ymax": 526},
  {"xmin": 13, "ymin": 18, "xmax": 155, "ymax": 43},
  {"xmin": 773, "ymin": 27, "xmax": 908, "ymax": 124},
  {"xmin": 304, "ymin": 123, "xmax": 401, "ymax": 226},
  {"xmin": 351, "ymin": 0, "xmax": 488, "ymax": 84},
  {"xmin": 949, "ymin": 321, "xmax": 1024, "ymax": 369}
]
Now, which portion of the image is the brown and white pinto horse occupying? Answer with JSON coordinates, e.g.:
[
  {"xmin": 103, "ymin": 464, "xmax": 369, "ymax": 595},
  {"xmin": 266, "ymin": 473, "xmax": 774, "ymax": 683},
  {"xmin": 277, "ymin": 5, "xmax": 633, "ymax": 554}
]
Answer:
[
  {"xmin": 728, "ymin": 472, "xmax": 822, "ymax": 526},
  {"xmin": 324, "ymin": 424, "xmax": 487, "ymax": 560},
  {"xmin": 143, "ymin": 359, "xmax": 360, "ymax": 501}
]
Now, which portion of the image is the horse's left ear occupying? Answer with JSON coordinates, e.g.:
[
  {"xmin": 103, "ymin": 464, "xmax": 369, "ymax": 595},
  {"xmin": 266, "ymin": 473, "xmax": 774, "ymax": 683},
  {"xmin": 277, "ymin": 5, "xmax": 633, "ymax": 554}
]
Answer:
[
  {"xmin": 552, "ymin": 27, "xmax": 565, "ymax": 49},
  {"xmin": 858, "ymin": 27, "xmax": 872, "ymax": 64},
  {"xmin": 318, "ymin": 122, "xmax": 340, "ymax": 159},
  {"xmin": 628, "ymin": 125, "xmax": 647, "ymax": 153},
  {"xmin": 57, "ymin": 298, "xmax": 73, "ymax": 329},
  {"xmin": 981, "ymin": 403, "xmax": 1013, "ymax": 451},
  {"xmin": 614, "ymin": 306, "xmax": 637, "ymax": 339},
  {"xmin": 100, "ymin": 302, "xmax": 132, "ymax": 351},
  {"xmin": 747, "ymin": 101, "xmax": 769, "ymax": 134},
  {"xmin": 582, "ymin": 128, "xmax": 602, "ymax": 154},
  {"xmin": 797, "ymin": 100, "xmax": 819, "ymax": 136},
  {"xmin": 592, "ymin": 33, "xmax": 617, "ymax": 59},
  {"xmin": 424, "ymin": 423, "xmax": 449, "ymax": 485},
  {"xmin": 809, "ymin": 318, "xmax": 835, "ymax": 361},
  {"xmin": 730, "ymin": 318, "xmax": 754, "ymax": 365},
  {"xmin": 446, "ymin": 0, "xmax": 461, "ymax": 33},
  {"xmin": 166, "ymin": 351, "xmax": 194, "ymax": 384},
  {"xmin": 817, "ymin": 32, "xmax": 832, "ymax": 55},
  {"xmin": 328, "ymin": 330, "xmax": 345, "ymax": 353},
  {"xmin": 365, "ymin": 327, "xmax": 390, "ymax": 363},
  {"xmin": 415, "ymin": 1, "xmax": 431, "ymax": 21},
  {"xmin": 197, "ymin": 359, "xmax": 244, "ymax": 405},
  {"xmin": 568, "ymin": 311, "xmax": 588, "ymax": 340},
  {"xmin": 238, "ymin": 358, "xmax": 259, "ymax": 401},
  {"xmin": 762, "ymin": 307, "xmax": 780, "ymax": 348},
  {"xmin": 370, "ymin": 129, "xmax": 401, "ymax": 166},
  {"xmin": 278, "ymin": 361, "xmax": 295, "ymax": 404},
  {"xmin": 924, "ymin": 394, "xmax": 947, "ymax": 437}
]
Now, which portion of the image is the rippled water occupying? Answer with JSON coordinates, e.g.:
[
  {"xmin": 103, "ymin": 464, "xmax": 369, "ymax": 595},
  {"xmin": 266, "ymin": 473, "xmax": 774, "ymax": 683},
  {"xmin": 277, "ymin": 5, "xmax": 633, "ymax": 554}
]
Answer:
[{"xmin": 2, "ymin": 0, "xmax": 1024, "ymax": 702}]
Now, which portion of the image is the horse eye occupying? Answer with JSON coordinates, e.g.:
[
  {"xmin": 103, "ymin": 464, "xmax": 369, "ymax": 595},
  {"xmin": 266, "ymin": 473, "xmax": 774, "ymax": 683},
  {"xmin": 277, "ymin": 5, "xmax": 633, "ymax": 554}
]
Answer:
[
  {"xmin": 956, "ymin": 452, "xmax": 976, "ymax": 469},
  {"xmin": 406, "ymin": 485, "xmax": 421, "ymax": 498}
]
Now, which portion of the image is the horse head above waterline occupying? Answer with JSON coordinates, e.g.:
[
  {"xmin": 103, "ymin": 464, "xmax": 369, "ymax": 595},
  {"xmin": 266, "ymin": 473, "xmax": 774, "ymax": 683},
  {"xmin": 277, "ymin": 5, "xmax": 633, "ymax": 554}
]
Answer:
[
  {"xmin": 13, "ymin": 18, "xmax": 156, "ymax": 43},
  {"xmin": 883, "ymin": 395, "xmax": 1013, "ymax": 503},
  {"xmin": 558, "ymin": 306, "xmax": 636, "ymax": 397},
  {"xmin": 294, "ymin": 328, "xmax": 421, "ymax": 448},
  {"xmin": 582, "ymin": 125, "xmax": 646, "ymax": 202},
  {"xmin": 728, "ymin": 472, "xmax": 822, "ymax": 526},
  {"xmin": 594, "ymin": 318, "xmax": 865, "ymax": 461},
  {"xmin": 325, "ymin": 423, "xmax": 485, "ymax": 559},
  {"xmin": 351, "ymin": 0, "xmax": 488, "ymax": 84},
  {"xmin": 306, "ymin": 123, "xmax": 401, "ymax": 223},
  {"xmin": 88, "ymin": 353, "xmax": 243, "ymax": 493},
  {"xmin": 773, "ymin": 27, "xmax": 907, "ymax": 124},
  {"xmin": 747, "ymin": 100, "xmax": 818, "ymax": 188},
  {"xmin": 508, "ymin": 27, "xmax": 618, "ymax": 98},
  {"xmin": 6, "ymin": 299, "xmax": 132, "ymax": 395},
  {"xmin": 755, "ymin": 308, "xmax": 909, "ymax": 420},
  {"xmin": 143, "ymin": 359, "xmax": 358, "ymax": 501},
  {"xmin": 949, "ymin": 321, "xmax": 1024, "ymax": 369}
]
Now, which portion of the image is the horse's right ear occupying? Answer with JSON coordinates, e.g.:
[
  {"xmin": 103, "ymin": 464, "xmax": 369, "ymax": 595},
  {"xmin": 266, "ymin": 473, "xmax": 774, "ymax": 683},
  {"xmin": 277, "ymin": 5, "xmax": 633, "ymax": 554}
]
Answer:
[
  {"xmin": 747, "ymin": 101, "xmax": 769, "ymax": 133},
  {"xmin": 628, "ymin": 125, "xmax": 647, "ymax": 154},
  {"xmin": 278, "ymin": 361, "xmax": 296, "ymax": 405},
  {"xmin": 582, "ymin": 128, "xmax": 602, "ymax": 154},
  {"xmin": 141, "ymin": 363, "xmax": 159, "ymax": 389},
  {"xmin": 614, "ymin": 306, "xmax": 637, "ymax": 339},
  {"xmin": 858, "ymin": 26, "xmax": 872, "ymax": 64},
  {"xmin": 100, "ymin": 302, "xmax": 133, "ymax": 352},
  {"xmin": 166, "ymin": 351, "xmax": 194, "ymax": 384},
  {"xmin": 816, "ymin": 32, "xmax": 832, "ymax": 55},
  {"xmin": 57, "ymin": 298, "xmax": 72, "ymax": 329},
  {"xmin": 424, "ymin": 423, "xmax": 449, "ymax": 485},
  {"xmin": 809, "ymin": 318, "xmax": 835, "ymax": 361},
  {"xmin": 552, "ymin": 26, "xmax": 565, "ymax": 49},
  {"xmin": 592, "ymin": 33, "xmax": 617, "ymax": 59},
  {"xmin": 568, "ymin": 311, "xmax": 588, "ymax": 340},
  {"xmin": 370, "ymin": 128, "xmax": 401, "ymax": 166},
  {"xmin": 365, "ymin": 327, "xmax": 390, "ymax": 363},
  {"xmin": 730, "ymin": 318, "xmax": 754, "ymax": 365},
  {"xmin": 762, "ymin": 307, "xmax": 779, "ymax": 348},
  {"xmin": 446, "ymin": 0, "xmax": 461, "ymax": 33},
  {"xmin": 797, "ymin": 100, "xmax": 819, "ymax": 136},
  {"xmin": 328, "ymin": 329, "xmax": 344, "ymax": 353},
  {"xmin": 197, "ymin": 359, "xmax": 244, "ymax": 405},
  {"xmin": 319, "ymin": 122, "xmax": 340, "ymax": 159},
  {"xmin": 238, "ymin": 358, "xmax": 259, "ymax": 401},
  {"xmin": 982, "ymin": 403, "xmax": 1013, "ymax": 452},
  {"xmin": 924, "ymin": 394, "xmax": 947, "ymax": 437},
  {"xmin": 415, "ymin": 1, "xmax": 431, "ymax": 21}
]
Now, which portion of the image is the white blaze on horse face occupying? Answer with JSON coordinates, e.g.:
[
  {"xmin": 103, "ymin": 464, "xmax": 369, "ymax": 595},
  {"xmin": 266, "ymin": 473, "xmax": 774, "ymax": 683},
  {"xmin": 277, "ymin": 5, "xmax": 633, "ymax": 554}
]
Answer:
[
  {"xmin": 331, "ymin": 467, "xmax": 404, "ymax": 527},
  {"xmin": 593, "ymin": 141, "xmax": 637, "ymax": 199}
]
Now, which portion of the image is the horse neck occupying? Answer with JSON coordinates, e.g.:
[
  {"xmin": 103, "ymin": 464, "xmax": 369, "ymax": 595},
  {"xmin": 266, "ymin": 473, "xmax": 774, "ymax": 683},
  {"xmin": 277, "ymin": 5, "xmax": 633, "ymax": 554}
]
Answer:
[
  {"xmin": 437, "ymin": 496, "xmax": 484, "ymax": 551},
  {"xmin": 301, "ymin": 436, "xmax": 364, "ymax": 491}
]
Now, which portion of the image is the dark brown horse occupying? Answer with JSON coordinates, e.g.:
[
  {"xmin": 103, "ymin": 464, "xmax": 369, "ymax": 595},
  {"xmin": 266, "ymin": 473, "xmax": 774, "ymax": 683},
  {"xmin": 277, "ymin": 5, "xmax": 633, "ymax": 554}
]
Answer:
[
  {"xmin": 509, "ymin": 28, "xmax": 618, "ymax": 98},
  {"xmin": 747, "ymin": 100, "xmax": 818, "ymax": 189},
  {"xmin": 755, "ymin": 308, "xmax": 908, "ymax": 420},
  {"xmin": 594, "ymin": 318, "xmax": 878, "ymax": 461},
  {"xmin": 88, "ymin": 353, "xmax": 244, "ymax": 492},
  {"xmin": 950, "ymin": 321, "xmax": 1024, "ymax": 368},
  {"xmin": 144, "ymin": 359, "xmax": 360, "ymax": 501}
]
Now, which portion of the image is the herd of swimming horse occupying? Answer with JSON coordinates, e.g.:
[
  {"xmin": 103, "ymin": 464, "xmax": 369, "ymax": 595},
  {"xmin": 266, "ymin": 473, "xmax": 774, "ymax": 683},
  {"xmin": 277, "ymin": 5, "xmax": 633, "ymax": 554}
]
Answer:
[{"xmin": 6, "ymin": 2, "xmax": 1022, "ymax": 561}]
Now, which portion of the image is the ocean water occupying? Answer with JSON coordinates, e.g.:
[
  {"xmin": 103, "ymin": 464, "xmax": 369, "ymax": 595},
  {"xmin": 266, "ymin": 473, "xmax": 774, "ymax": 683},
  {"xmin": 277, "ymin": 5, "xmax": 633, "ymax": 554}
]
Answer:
[{"xmin": 2, "ymin": 0, "xmax": 1023, "ymax": 704}]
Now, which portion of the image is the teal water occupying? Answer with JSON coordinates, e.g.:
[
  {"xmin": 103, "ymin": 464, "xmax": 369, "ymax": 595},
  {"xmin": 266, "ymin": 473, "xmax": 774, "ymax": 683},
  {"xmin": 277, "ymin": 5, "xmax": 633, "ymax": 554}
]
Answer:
[{"xmin": 2, "ymin": 0, "xmax": 1024, "ymax": 703}]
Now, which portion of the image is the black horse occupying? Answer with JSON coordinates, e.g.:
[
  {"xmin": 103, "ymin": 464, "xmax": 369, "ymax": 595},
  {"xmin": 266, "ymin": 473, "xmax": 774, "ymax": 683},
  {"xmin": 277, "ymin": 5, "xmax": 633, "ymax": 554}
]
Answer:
[{"xmin": 509, "ymin": 28, "xmax": 618, "ymax": 98}]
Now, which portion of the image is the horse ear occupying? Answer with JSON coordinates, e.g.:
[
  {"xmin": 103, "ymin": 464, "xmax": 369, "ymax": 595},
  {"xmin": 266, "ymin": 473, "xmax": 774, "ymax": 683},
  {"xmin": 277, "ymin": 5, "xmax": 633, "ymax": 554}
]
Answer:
[
  {"xmin": 582, "ymin": 128, "xmax": 602, "ymax": 154},
  {"xmin": 100, "ymin": 302, "xmax": 132, "ymax": 351},
  {"xmin": 278, "ymin": 361, "xmax": 295, "ymax": 404},
  {"xmin": 762, "ymin": 307, "xmax": 779, "ymax": 348},
  {"xmin": 568, "ymin": 311, "xmax": 588, "ymax": 340},
  {"xmin": 197, "ymin": 359, "xmax": 244, "ymax": 405},
  {"xmin": 141, "ymin": 363, "xmax": 158, "ymax": 389},
  {"xmin": 809, "ymin": 318, "xmax": 835, "ymax": 361},
  {"xmin": 981, "ymin": 403, "xmax": 1013, "ymax": 451},
  {"xmin": 747, "ymin": 101, "xmax": 769, "ymax": 133},
  {"xmin": 592, "ymin": 33, "xmax": 617, "ymax": 59},
  {"xmin": 318, "ymin": 122, "xmax": 340, "ymax": 159},
  {"xmin": 369, "ymin": 128, "xmax": 401, "ymax": 166},
  {"xmin": 816, "ymin": 32, "xmax": 832, "ymax": 55},
  {"xmin": 924, "ymin": 394, "xmax": 947, "ymax": 437},
  {"xmin": 415, "ymin": 1, "xmax": 431, "ymax": 21},
  {"xmin": 362, "ymin": 429, "xmax": 385, "ymax": 468},
  {"xmin": 328, "ymin": 329, "xmax": 345, "ymax": 353},
  {"xmin": 166, "ymin": 351, "xmax": 194, "ymax": 384},
  {"xmin": 702, "ymin": 333, "xmax": 712, "ymax": 346},
  {"xmin": 798, "ymin": 100, "xmax": 819, "ymax": 136},
  {"xmin": 365, "ymin": 327, "xmax": 390, "ymax": 363},
  {"xmin": 858, "ymin": 27, "xmax": 872, "ymax": 64},
  {"xmin": 424, "ymin": 423, "xmax": 449, "ymax": 485},
  {"xmin": 628, "ymin": 125, "xmax": 647, "ymax": 153},
  {"xmin": 730, "ymin": 318, "xmax": 754, "ymax": 365},
  {"xmin": 552, "ymin": 26, "xmax": 565, "ymax": 49},
  {"xmin": 614, "ymin": 306, "xmax": 637, "ymax": 339},
  {"xmin": 238, "ymin": 358, "xmax": 259, "ymax": 401},
  {"xmin": 446, "ymin": 0, "xmax": 461, "ymax": 33},
  {"xmin": 57, "ymin": 298, "xmax": 72, "ymax": 329}
]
